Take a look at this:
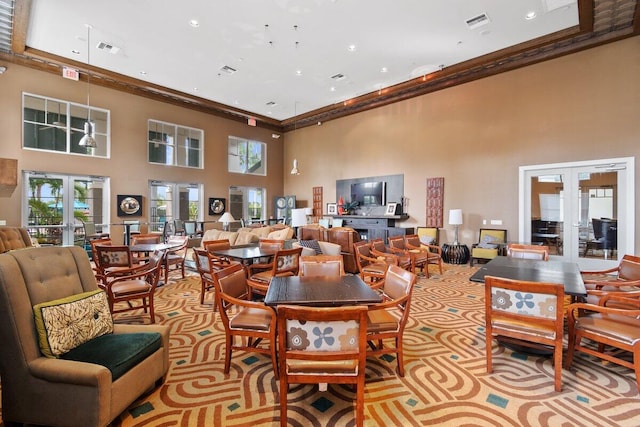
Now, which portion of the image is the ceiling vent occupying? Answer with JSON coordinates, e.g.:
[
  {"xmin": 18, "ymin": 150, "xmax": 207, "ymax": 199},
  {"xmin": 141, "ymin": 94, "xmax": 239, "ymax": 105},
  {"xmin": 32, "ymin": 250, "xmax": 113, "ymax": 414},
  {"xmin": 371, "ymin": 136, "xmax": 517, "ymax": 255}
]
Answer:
[
  {"xmin": 96, "ymin": 41, "xmax": 120, "ymax": 54},
  {"xmin": 466, "ymin": 13, "xmax": 491, "ymax": 30},
  {"xmin": 220, "ymin": 65, "xmax": 237, "ymax": 74},
  {"xmin": 330, "ymin": 73, "xmax": 346, "ymax": 81},
  {"xmin": 266, "ymin": 101, "xmax": 277, "ymax": 106}
]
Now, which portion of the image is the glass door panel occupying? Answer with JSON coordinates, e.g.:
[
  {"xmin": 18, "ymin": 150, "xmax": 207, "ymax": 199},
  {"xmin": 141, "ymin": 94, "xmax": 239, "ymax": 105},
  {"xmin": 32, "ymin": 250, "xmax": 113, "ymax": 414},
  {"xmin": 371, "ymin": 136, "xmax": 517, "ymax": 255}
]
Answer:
[{"xmin": 520, "ymin": 158, "xmax": 633, "ymax": 271}]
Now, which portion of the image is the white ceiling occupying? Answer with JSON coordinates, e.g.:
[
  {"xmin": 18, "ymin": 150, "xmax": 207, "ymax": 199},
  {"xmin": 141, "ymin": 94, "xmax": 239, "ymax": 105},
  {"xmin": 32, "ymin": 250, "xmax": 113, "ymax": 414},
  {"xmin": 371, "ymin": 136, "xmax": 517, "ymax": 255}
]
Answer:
[{"xmin": 26, "ymin": 0, "xmax": 578, "ymax": 121}]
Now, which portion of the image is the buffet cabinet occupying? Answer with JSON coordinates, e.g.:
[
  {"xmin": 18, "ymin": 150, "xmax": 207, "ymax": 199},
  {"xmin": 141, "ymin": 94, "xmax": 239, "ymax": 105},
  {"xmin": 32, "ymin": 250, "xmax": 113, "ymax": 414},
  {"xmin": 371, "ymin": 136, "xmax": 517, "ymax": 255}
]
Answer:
[{"xmin": 332, "ymin": 215, "xmax": 413, "ymax": 243}]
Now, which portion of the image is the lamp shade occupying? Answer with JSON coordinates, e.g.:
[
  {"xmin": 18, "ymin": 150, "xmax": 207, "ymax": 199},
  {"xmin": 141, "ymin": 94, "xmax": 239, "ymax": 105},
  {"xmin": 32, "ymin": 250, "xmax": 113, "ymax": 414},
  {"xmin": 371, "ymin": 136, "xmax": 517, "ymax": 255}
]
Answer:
[
  {"xmin": 304, "ymin": 207, "xmax": 313, "ymax": 215},
  {"xmin": 291, "ymin": 208, "xmax": 307, "ymax": 228},
  {"xmin": 219, "ymin": 212, "xmax": 235, "ymax": 224},
  {"xmin": 449, "ymin": 209, "xmax": 463, "ymax": 225},
  {"xmin": 290, "ymin": 158, "xmax": 300, "ymax": 175}
]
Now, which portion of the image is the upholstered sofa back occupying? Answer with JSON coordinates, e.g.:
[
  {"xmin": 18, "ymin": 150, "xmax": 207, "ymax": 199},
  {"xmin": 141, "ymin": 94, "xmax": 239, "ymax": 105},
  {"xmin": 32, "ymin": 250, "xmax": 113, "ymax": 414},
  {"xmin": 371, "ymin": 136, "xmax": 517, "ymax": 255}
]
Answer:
[
  {"xmin": 201, "ymin": 225, "xmax": 294, "ymax": 247},
  {"xmin": 0, "ymin": 226, "xmax": 33, "ymax": 253}
]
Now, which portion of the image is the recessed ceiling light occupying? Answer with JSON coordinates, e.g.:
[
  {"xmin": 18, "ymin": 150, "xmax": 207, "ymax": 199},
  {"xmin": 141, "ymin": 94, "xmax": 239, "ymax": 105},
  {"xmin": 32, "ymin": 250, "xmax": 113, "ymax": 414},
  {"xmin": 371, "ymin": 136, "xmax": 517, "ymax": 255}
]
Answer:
[
  {"xmin": 295, "ymin": 70, "xmax": 302, "ymax": 76},
  {"xmin": 330, "ymin": 86, "xmax": 336, "ymax": 92},
  {"xmin": 193, "ymin": 87, "xmax": 198, "ymax": 92},
  {"xmin": 140, "ymin": 71, "xmax": 147, "ymax": 75},
  {"xmin": 189, "ymin": 19, "xmax": 199, "ymax": 28},
  {"xmin": 525, "ymin": 11, "xmax": 537, "ymax": 20},
  {"xmin": 71, "ymin": 49, "xmax": 80, "ymax": 55},
  {"xmin": 347, "ymin": 44, "xmax": 356, "ymax": 52},
  {"xmin": 380, "ymin": 67, "xmax": 388, "ymax": 73}
]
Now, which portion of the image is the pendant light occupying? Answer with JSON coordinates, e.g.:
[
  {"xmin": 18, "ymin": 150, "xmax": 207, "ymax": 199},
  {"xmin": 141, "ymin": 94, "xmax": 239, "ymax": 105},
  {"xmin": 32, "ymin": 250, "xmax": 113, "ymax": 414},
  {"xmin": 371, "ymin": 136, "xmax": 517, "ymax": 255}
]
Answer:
[
  {"xmin": 290, "ymin": 31, "xmax": 301, "ymax": 175},
  {"xmin": 79, "ymin": 24, "xmax": 97, "ymax": 149}
]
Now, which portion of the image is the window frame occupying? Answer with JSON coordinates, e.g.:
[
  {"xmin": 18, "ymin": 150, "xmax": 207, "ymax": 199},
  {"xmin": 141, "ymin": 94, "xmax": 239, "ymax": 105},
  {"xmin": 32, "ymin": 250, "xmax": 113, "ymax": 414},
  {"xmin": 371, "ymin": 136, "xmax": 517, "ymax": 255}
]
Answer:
[
  {"xmin": 22, "ymin": 92, "xmax": 110, "ymax": 158},
  {"xmin": 148, "ymin": 119, "xmax": 204, "ymax": 169},
  {"xmin": 228, "ymin": 136, "xmax": 267, "ymax": 176}
]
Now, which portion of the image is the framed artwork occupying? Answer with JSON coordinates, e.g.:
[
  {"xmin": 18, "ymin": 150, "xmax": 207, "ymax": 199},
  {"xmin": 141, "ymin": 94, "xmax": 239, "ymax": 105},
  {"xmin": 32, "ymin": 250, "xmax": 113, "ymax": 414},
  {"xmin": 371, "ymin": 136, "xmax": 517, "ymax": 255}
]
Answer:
[
  {"xmin": 426, "ymin": 177, "xmax": 445, "ymax": 228},
  {"xmin": 327, "ymin": 203, "xmax": 337, "ymax": 215},
  {"xmin": 208, "ymin": 197, "xmax": 226, "ymax": 215},
  {"xmin": 117, "ymin": 195, "xmax": 142, "ymax": 217},
  {"xmin": 385, "ymin": 202, "xmax": 398, "ymax": 216}
]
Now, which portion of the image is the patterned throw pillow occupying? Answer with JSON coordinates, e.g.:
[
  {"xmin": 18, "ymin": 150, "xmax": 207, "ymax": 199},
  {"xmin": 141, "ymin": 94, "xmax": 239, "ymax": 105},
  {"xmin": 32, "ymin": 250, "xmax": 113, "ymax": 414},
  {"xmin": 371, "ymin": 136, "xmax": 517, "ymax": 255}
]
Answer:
[
  {"xmin": 299, "ymin": 239, "xmax": 323, "ymax": 255},
  {"xmin": 33, "ymin": 290, "xmax": 114, "ymax": 358}
]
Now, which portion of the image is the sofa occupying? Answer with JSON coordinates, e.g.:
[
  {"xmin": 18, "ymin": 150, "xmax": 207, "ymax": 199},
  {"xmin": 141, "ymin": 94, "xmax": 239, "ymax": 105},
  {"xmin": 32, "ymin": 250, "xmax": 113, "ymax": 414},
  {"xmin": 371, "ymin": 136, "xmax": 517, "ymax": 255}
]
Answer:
[
  {"xmin": 0, "ymin": 225, "xmax": 33, "ymax": 253},
  {"xmin": 200, "ymin": 225, "xmax": 295, "ymax": 247},
  {"xmin": 0, "ymin": 246, "xmax": 170, "ymax": 427}
]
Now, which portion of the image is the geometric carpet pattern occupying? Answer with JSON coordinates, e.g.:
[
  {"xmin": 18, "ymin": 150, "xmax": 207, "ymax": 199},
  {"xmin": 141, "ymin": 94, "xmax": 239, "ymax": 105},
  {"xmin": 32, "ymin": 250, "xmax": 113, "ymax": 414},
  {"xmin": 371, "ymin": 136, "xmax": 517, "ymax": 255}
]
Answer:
[
  {"xmin": 3, "ymin": 265, "xmax": 640, "ymax": 426},
  {"xmin": 109, "ymin": 264, "xmax": 640, "ymax": 426}
]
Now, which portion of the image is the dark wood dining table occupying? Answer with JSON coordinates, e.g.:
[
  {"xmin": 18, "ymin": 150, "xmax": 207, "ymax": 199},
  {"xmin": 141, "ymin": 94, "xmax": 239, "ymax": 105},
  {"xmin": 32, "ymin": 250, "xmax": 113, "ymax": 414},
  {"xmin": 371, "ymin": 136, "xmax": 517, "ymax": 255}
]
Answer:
[
  {"xmin": 469, "ymin": 255, "xmax": 587, "ymax": 298},
  {"xmin": 208, "ymin": 245, "xmax": 279, "ymax": 265},
  {"xmin": 264, "ymin": 275, "xmax": 383, "ymax": 307}
]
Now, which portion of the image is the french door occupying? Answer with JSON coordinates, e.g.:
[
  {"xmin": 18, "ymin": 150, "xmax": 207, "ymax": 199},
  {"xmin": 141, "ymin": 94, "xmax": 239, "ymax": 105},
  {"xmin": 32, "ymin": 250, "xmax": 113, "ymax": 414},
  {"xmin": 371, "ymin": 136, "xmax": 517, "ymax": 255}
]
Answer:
[
  {"xmin": 23, "ymin": 172, "xmax": 109, "ymax": 246},
  {"xmin": 519, "ymin": 157, "xmax": 634, "ymax": 270}
]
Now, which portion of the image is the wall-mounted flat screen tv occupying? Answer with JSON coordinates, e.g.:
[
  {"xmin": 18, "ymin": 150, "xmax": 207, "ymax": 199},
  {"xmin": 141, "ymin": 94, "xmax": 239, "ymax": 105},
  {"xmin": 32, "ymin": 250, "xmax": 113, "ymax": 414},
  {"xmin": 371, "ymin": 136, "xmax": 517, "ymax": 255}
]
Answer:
[{"xmin": 351, "ymin": 181, "xmax": 386, "ymax": 206}]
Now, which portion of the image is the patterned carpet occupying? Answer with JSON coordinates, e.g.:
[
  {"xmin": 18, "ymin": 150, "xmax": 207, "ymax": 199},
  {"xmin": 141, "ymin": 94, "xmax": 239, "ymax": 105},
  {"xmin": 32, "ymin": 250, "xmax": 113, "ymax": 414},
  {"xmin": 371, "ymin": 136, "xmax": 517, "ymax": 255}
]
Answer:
[{"xmin": 4, "ymin": 265, "xmax": 640, "ymax": 426}]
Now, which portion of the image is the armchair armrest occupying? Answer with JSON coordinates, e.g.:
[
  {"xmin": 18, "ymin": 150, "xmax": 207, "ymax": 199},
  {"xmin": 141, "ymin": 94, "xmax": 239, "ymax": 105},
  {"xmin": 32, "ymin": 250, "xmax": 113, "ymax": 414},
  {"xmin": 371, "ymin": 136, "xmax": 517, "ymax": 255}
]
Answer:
[
  {"xmin": 583, "ymin": 278, "xmax": 640, "ymax": 290},
  {"xmin": 370, "ymin": 248, "xmax": 399, "ymax": 265},
  {"xmin": 247, "ymin": 262, "xmax": 273, "ymax": 276},
  {"xmin": 29, "ymin": 357, "xmax": 111, "ymax": 387}
]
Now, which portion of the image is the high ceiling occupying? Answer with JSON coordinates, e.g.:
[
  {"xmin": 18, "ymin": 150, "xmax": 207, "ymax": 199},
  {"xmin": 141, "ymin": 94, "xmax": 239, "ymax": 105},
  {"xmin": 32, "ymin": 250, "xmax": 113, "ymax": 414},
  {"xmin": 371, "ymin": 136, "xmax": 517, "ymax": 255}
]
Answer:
[{"xmin": 1, "ymin": 0, "xmax": 639, "ymax": 131}]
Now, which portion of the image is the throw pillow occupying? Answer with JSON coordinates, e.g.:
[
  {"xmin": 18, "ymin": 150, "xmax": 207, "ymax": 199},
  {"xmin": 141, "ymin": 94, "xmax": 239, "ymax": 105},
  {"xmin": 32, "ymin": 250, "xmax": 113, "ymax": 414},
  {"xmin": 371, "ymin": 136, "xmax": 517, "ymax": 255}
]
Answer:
[
  {"xmin": 419, "ymin": 235, "xmax": 435, "ymax": 245},
  {"xmin": 478, "ymin": 234, "xmax": 498, "ymax": 249},
  {"xmin": 299, "ymin": 239, "xmax": 323, "ymax": 255},
  {"xmin": 33, "ymin": 290, "xmax": 114, "ymax": 358}
]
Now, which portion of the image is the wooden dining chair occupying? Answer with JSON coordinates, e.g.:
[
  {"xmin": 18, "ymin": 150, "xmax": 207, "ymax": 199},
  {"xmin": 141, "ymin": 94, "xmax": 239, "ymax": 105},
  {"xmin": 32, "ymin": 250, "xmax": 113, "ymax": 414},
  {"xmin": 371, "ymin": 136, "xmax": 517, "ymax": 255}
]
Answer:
[
  {"xmin": 130, "ymin": 233, "xmax": 162, "ymax": 263},
  {"xmin": 388, "ymin": 235, "xmax": 427, "ymax": 275},
  {"xmin": 370, "ymin": 238, "xmax": 412, "ymax": 271},
  {"xmin": 101, "ymin": 250, "xmax": 165, "ymax": 323},
  {"xmin": 484, "ymin": 275, "xmax": 565, "ymax": 392},
  {"xmin": 94, "ymin": 243, "xmax": 134, "ymax": 289},
  {"xmin": 353, "ymin": 241, "xmax": 388, "ymax": 288},
  {"xmin": 404, "ymin": 234, "xmax": 443, "ymax": 277},
  {"xmin": 580, "ymin": 254, "xmax": 640, "ymax": 305},
  {"xmin": 366, "ymin": 264, "xmax": 417, "ymax": 377},
  {"xmin": 193, "ymin": 248, "xmax": 233, "ymax": 306},
  {"xmin": 163, "ymin": 235, "xmax": 189, "ymax": 283},
  {"xmin": 565, "ymin": 294, "xmax": 640, "ymax": 392},
  {"xmin": 277, "ymin": 304, "xmax": 368, "ymax": 427},
  {"xmin": 247, "ymin": 247, "xmax": 303, "ymax": 296},
  {"xmin": 299, "ymin": 255, "xmax": 344, "ymax": 277},
  {"xmin": 90, "ymin": 237, "xmax": 113, "ymax": 282},
  {"xmin": 212, "ymin": 263, "xmax": 278, "ymax": 378},
  {"xmin": 506, "ymin": 243, "xmax": 550, "ymax": 261}
]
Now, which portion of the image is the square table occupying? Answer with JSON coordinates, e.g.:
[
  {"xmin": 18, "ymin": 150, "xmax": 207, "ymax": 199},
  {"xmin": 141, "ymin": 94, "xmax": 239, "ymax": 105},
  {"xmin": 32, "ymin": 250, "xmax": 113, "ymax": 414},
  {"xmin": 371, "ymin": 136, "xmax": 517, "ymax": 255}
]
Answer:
[
  {"xmin": 469, "ymin": 255, "xmax": 586, "ymax": 297},
  {"xmin": 209, "ymin": 245, "xmax": 279, "ymax": 266},
  {"xmin": 264, "ymin": 275, "xmax": 382, "ymax": 307}
]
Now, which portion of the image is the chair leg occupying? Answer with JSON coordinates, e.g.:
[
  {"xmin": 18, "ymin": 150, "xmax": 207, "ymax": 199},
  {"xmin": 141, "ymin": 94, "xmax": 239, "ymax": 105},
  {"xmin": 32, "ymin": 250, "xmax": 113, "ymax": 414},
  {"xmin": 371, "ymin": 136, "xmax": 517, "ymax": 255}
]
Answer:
[
  {"xmin": 149, "ymin": 296, "xmax": 155, "ymax": 323},
  {"xmin": 280, "ymin": 376, "xmax": 288, "ymax": 427},
  {"xmin": 224, "ymin": 335, "xmax": 233, "ymax": 374},
  {"xmin": 396, "ymin": 336, "xmax": 405, "ymax": 377},
  {"xmin": 355, "ymin": 379, "xmax": 364, "ymax": 427},
  {"xmin": 553, "ymin": 344, "xmax": 562, "ymax": 392}
]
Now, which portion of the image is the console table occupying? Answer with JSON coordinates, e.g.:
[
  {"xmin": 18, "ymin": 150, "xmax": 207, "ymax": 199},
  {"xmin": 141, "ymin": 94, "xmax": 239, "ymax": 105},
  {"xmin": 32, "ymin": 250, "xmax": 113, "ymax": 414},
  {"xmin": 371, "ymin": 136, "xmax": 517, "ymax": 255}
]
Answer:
[{"xmin": 329, "ymin": 215, "xmax": 413, "ymax": 243}]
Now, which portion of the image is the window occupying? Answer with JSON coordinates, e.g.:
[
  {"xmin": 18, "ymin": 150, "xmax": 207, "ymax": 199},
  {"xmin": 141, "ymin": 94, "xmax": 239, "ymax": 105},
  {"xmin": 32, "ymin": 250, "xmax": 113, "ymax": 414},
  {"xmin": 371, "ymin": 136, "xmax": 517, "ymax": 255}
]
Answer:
[
  {"xmin": 22, "ymin": 93, "xmax": 110, "ymax": 157},
  {"xmin": 148, "ymin": 181, "xmax": 202, "ymax": 232},
  {"xmin": 229, "ymin": 186, "xmax": 266, "ymax": 223},
  {"xmin": 148, "ymin": 120, "xmax": 203, "ymax": 168},
  {"xmin": 228, "ymin": 136, "xmax": 266, "ymax": 175}
]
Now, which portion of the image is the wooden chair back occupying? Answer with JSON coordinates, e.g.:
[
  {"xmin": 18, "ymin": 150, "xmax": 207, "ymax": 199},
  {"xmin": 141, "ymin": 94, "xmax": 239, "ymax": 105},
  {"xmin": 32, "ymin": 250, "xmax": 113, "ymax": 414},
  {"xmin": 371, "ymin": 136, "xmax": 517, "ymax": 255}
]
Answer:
[
  {"xmin": 259, "ymin": 238, "xmax": 285, "ymax": 251},
  {"xmin": 484, "ymin": 275, "xmax": 564, "ymax": 391},
  {"xmin": 299, "ymin": 255, "xmax": 344, "ymax": 277},
  {"xmin": 277, "ymin": 304, "xmax": 368, "ymax": 427},
  {"xmin": 507, "ymin": 244, "xmax": 550, "ymax": 261}
]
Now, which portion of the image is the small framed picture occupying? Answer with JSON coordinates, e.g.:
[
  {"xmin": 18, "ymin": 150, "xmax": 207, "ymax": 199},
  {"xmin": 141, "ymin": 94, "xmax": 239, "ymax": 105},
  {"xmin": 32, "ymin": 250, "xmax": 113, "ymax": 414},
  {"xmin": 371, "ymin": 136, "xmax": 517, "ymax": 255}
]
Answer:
[
  {"xmin": 385, "ymin": 202, "xmax": 398, "ymax": 216},
  {"xmin": 117, "ymin": 195, "xmax": 142, "ymax": 217},
  {"xmin": 327, "ymin": 203, "xmax": 337, "ymax": 215}
]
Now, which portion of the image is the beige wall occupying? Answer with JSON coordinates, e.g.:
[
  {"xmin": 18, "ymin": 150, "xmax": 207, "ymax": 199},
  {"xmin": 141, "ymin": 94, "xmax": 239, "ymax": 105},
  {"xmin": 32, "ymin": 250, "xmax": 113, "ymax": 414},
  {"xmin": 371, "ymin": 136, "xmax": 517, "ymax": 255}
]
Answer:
[
  {"xmin": 0, "ymin": 64, "xmax": 284, "ymax": 234},
  {"xmin": 284, "ymin": 36, "xmax": 640, "ymax": 251},
  {"xmin": 0, "ymin": 36, "xmax": 638, "ymax": 252}
]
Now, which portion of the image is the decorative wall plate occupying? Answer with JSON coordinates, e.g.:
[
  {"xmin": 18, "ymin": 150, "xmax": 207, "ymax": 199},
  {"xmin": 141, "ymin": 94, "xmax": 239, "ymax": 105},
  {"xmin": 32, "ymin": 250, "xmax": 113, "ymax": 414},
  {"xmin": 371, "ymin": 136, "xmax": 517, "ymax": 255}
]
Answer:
[
  {"xmin": 209, "ymin": 197, "xmax": 226, "ymax": 215},
  {"xmin": 117, "ymin": 195, "xmax": 142, "ymax": 217}
]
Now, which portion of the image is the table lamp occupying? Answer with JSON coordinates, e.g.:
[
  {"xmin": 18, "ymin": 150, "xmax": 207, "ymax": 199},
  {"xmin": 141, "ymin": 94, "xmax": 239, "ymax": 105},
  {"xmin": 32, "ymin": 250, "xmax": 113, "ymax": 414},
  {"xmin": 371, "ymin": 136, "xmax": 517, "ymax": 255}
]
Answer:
[
  {"xmin": 291, "ymin": 208, "xmax": 307, "ymax": 239},
  {"xmin": 219, "ymin": 212, "xmax": 235, "ymax": 231},
  {"xmin": 449, "ymin": 209, "xmax": 463, "ymax": 245}
]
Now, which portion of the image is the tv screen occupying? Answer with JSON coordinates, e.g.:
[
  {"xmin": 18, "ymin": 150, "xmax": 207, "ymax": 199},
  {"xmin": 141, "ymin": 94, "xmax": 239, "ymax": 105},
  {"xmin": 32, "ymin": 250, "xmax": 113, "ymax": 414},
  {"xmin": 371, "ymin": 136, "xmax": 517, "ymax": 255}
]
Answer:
[{"xmin": 351, "ymin": 181, "xmax": 386, "ymax": 206}]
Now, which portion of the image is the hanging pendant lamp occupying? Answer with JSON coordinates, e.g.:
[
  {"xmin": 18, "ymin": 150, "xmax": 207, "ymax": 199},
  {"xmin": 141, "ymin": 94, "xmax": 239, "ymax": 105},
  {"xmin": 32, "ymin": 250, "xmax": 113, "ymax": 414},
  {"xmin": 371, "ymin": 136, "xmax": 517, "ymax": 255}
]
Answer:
[
  {"xmin": 290, "ymin": 158, "xmax": 300, "ymax": 175},
  {"xmin": 79, "ymin": 24, "xmax": 97, "ymax": 149}
]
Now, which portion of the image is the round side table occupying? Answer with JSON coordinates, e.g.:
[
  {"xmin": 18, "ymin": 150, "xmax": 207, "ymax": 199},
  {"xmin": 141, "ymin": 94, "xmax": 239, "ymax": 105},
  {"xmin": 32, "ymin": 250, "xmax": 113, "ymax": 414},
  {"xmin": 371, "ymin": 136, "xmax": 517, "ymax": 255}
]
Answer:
[{"xmin": 442, "ymin": 243, "xmax": 470, "ymax": 264}]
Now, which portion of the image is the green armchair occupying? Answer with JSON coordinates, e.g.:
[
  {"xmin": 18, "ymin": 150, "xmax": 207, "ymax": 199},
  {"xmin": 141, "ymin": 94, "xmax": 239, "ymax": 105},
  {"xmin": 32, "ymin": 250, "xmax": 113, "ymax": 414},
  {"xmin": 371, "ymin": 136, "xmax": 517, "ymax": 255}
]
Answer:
[{"xmin": 0, "ymin": 246, "xmax": 170, "ymax": 427}]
